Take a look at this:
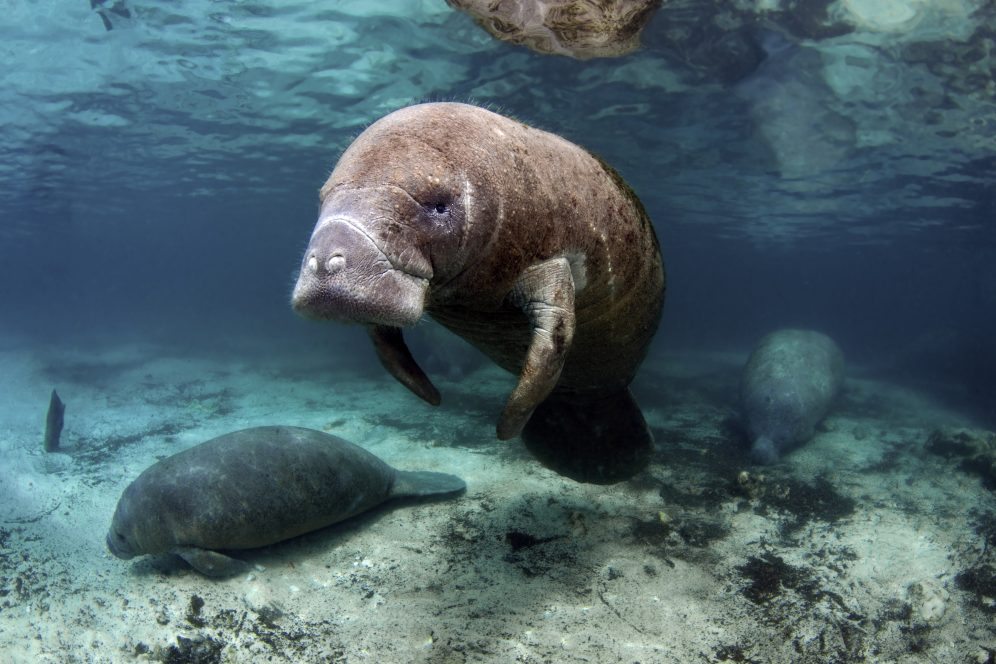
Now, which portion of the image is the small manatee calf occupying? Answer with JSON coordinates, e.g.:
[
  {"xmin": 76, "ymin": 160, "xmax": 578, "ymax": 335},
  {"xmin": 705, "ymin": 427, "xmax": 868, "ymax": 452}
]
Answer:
[
  {"xmin": 740, "ymin": 329, "xmax": 844, "ymax": 464},
  {"xmin": 106, "ymin": 426, "xmax": 465, "ymax": 577}
]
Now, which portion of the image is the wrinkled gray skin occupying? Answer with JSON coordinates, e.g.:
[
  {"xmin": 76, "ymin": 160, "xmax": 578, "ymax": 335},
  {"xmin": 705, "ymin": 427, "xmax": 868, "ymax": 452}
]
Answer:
[
  {"xmin": 740, "ymin": 329, "xmax": 844, "ymax": 464},
  {"xmin": 106, "ymin": 426, "xmax": 465, "ymax": 577},
  {"xmin": 291, "ymin": 102, "xmax": 665, "ymax": 484}
]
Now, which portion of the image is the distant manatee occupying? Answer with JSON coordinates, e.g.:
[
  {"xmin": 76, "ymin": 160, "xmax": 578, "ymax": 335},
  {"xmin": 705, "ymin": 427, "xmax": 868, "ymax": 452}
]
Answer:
[
  {"xmin": 740, "ymin": 329, "xmax": 844, "ymax": 463},
  {"xmin": 106, "ymin": 426, "xmax": 465, "ymax": 577}
]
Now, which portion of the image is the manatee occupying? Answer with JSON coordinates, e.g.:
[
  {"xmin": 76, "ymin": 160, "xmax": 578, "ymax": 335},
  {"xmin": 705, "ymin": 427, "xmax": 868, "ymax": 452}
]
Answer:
[
  {"xmin": 740, "ymin": 329, "xmax": 844, "ymax": 464},
  {"xmin": 291, "ymin": 102, "xmax": 665, "ymax": 484},
  {"xmin": 445, "ymin": 0, "xmax": 662, "ymax": 59},
  {"xmin": 106, "ymin": 426, "xmax": 465, "ymax": 577}
]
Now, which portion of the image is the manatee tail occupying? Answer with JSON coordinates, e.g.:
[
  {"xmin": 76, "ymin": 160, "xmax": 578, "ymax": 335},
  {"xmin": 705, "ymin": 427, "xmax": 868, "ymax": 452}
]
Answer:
[
  {"xmin": 392, "ymin": 470, "xmax": 466, "ymax": 498},
  {"xmin": 750, "ymin": 436, "xmax": 779, "ymax": 465},
  {"xmin": 522, "ymin": 389, "xmax": 652, "ymax": 484}
]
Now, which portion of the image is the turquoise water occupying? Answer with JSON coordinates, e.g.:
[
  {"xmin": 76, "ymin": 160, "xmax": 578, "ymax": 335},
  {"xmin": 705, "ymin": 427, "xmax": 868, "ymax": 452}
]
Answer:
[{"xmin": 0, "ymin": 2, "xmax": 993, "ymax": 662}]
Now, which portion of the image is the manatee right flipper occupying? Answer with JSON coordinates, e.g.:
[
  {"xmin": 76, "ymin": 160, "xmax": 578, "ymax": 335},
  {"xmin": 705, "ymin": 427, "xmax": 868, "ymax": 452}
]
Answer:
[
  {"xmin": 392, "ymin": 470, "xmax": 467, "ymax": 498},
  {"xmin": 369, "ymin": 325, "xmax": 441, "ymax": 405},
  {"xmin": 498, "ymin": 257, "xmax": 576, "ymax": 440},
  {"xmin": 174, "ymin": 547, "xmax": 249, "ymax": 578},
  {"xmin": 522, "ymin": 389, "xmax": 652, "ymax": 484}
]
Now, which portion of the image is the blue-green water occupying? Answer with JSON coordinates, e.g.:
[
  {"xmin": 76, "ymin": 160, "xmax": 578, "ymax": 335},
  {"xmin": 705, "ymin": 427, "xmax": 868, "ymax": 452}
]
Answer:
[{"xmin": 0, "ymin": 2, "xmax": 994, "ymax": 662}]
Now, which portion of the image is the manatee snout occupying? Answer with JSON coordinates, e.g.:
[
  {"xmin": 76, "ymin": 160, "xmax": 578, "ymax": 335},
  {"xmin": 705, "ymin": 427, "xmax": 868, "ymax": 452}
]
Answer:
[
  {"xmin": 303, "ymin": 221, "xmax": 353, "ymax": 278},
  {"xmin": 294, "ymin": 219, "xmax": 383, "ymax": 293},
  {"xmin": 292, "ymin": 217, "xmax": 430, "ymax": 326},
  {"xmin": 106, "ymin": 529, "xmax": 135, "ymax": 560},
  {"xmin": 106, "ymin": 501, "xmax": 138, "ymax": 560}
]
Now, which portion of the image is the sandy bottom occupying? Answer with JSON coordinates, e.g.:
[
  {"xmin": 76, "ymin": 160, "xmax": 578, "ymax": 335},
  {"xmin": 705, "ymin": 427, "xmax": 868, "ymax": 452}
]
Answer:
[{"xmin": 0, "ymin": 338, "xmax": 993, "ymax": 663}]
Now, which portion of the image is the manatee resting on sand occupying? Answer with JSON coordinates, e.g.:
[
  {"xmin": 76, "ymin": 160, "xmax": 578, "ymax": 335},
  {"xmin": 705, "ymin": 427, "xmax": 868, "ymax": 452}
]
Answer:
[
  {"xmin": 740, "ymin": 329, "xmax": 844, "ymax": 464},
  {"xmin": 106, "ymin": 426, "xmax": 465, "ymax": 577},
  {"xmin": 291, "ymin": 102, "xmax": 665, "ymax": 484}
]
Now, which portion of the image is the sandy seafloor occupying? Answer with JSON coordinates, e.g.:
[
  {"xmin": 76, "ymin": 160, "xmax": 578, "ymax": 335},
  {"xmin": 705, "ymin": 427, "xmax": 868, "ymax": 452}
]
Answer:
[{"xmin": 1, "ymin": 333, "xmax": 993, "ymax": 664}]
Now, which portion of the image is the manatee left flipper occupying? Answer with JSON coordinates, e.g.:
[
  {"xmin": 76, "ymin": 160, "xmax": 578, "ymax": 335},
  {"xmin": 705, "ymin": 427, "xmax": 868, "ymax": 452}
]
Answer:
[
  {"xmin": 174, "ymin": 547, "xmax": 248, "ymax": 578},
  {"xmin": 498, "ymin": 257, "xmax": 576, "ymax": 439},
  {"xmin": 369, "ymin": 325, "xmax": 441, "ymax": 406}
]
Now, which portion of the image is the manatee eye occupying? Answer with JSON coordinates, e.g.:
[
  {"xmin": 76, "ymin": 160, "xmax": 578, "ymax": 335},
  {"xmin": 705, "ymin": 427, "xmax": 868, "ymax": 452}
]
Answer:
[{"xmin": 422, "ymin": 197, "xmax": 452, "ymax": 222}]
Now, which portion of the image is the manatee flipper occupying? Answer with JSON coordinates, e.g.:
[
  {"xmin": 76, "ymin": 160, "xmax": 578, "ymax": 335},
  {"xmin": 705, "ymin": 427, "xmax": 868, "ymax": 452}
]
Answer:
[
  {"xmin": 369, "ymin": 325, "xmax": 441, "ymax": 406},
  {"xmin": 522, "ymin": 389, "xmax": 652, "ymax": 484},
  {"xmin": 392, "ymin": 470, "xmax": 467, "ymax": 498},
  {"xmin": 174, "ymin": 547, "xmax": 248, "ymax": 578},
  {"xmin": 498, "ymin": 258, "xmax": 576, "ymax": 440}
]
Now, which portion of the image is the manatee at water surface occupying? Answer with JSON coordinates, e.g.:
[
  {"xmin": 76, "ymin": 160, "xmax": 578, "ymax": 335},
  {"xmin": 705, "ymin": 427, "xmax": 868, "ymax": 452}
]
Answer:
[
  {"xmin": 445, "ymin": 0, "xmax": 662, "ymax": 59},
  {"xmin": 291, "ymin": 102, "xmax": 665, "ymax": 484},
  {"xmin": 740, "ymin": 329, "xmax": 844, "ymax": 464},
  {"xmin": 106, "ymin": 426, "xmax": 465, "ymax": 577}
]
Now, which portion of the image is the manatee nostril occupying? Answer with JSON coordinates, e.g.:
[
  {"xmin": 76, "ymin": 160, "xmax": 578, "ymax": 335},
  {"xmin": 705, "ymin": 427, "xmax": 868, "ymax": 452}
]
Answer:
[
  {"xmin": 307, "ymin": 255, "xmax": 319, "ymax": 273},
  {"xmin": 327, "ymin": 254, "xmax": 346, "ymax": 273}
]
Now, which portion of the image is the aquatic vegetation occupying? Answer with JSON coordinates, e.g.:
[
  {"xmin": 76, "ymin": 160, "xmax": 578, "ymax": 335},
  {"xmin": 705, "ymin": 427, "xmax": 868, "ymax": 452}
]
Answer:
[{"xmin": 926, "ymin": 427, "xmax": 996, "ymax": 491}]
